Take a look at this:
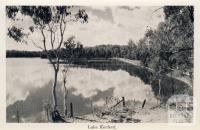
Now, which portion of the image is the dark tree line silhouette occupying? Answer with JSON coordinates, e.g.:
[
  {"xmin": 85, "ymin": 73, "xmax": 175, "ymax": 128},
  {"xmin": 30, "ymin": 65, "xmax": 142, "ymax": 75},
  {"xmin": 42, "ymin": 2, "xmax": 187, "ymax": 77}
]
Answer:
[{"xmin": 6, "ymin": 44, "xmax": 138, "ymax": 59}]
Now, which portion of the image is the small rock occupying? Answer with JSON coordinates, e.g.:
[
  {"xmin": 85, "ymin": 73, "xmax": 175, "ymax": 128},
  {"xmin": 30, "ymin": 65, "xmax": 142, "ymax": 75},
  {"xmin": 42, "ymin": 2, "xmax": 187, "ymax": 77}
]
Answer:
[
  {"xmin": 110, "ymin": 117, "xmax": 125, "ymax": 123},
  {"xmin": 126, "ymin": 117, "xmax": 133, "ymax": 123},
  {"xmin": 133, "ymin": 119, "xmax": 141, "ymax": 123},
  {"xmin": 120, "ymin": 115, "xmax": 126, "ymax": 119}
]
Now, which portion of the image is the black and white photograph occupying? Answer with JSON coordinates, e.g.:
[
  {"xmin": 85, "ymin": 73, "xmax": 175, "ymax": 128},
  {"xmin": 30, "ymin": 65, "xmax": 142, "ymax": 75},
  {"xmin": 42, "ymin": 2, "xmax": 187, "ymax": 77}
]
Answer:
[{"xmin": 5, "ymin": 5, "xmax": 194, "ymax": 123}]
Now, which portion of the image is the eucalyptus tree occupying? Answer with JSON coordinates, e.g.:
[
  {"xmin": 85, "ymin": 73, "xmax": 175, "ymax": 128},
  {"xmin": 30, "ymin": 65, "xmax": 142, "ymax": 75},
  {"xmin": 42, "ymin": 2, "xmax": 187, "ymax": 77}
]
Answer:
[
  {"xmin": 6, "ymin": 6, "xmax": 88, "ymax": 111},
  {"xmin": 135, "ymin": 6, "xmax": 194, "ymax": 101}
]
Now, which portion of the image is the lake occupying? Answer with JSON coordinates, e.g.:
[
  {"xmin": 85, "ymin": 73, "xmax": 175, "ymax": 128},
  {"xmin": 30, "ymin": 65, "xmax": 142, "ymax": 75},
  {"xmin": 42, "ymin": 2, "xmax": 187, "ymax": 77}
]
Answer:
[{"xmin": 6, "ymin": 58, "xmax": 191, "ymax": 122}]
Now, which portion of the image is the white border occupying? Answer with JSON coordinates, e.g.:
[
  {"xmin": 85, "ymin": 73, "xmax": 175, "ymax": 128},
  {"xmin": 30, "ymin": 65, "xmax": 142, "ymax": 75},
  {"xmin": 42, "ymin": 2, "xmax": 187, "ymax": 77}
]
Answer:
[{"xmin": 0, "ymin": 0, "xmax": 200, "ymax": 130}]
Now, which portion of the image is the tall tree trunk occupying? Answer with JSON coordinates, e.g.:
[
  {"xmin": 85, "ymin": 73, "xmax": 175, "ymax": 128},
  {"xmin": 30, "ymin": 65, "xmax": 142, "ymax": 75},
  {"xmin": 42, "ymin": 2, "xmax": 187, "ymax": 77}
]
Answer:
[{"xmin": 53, "ymin": 69, "xmax": 58, "ymax": 110}]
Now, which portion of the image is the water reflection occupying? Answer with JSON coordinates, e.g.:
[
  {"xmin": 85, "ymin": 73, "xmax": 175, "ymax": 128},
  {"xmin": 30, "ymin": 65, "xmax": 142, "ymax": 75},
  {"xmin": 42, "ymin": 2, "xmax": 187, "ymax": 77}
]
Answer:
[
  {"xmin": 6, "ymin": 58, "xmax": 192, "ymax": 122},
  {"xmin": 72, "ymin": 59, "xmax": 192, "ymax": 102},
  {"xmin": 6, "ymin": 80, "xmax": 116, "ymax": 122}
]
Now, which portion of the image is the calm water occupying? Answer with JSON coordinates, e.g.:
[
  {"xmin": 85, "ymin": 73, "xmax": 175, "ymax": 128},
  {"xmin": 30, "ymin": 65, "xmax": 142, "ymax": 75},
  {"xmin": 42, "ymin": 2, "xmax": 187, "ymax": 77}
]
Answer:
[{"xmin": 6, "ymin": 58, "xmax": 191, "ymax": 122}]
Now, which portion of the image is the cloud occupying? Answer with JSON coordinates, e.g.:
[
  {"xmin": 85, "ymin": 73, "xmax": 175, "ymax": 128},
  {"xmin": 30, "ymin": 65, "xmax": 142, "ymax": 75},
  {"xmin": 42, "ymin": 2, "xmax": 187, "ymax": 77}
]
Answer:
[
  {"xmin": 85, "ymin": 7, "xmax": 114, "ymax": 23},
  {"xmin": 6, "ymin": 6, "xmax": 164, "ymax": 50}
]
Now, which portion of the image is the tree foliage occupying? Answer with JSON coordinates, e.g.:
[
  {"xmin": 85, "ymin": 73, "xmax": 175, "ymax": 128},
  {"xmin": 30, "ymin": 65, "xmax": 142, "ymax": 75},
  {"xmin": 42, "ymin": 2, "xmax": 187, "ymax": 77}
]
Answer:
[{"xmin": 136, "ymin": 6, "xmax": 194, "ymax": 82}]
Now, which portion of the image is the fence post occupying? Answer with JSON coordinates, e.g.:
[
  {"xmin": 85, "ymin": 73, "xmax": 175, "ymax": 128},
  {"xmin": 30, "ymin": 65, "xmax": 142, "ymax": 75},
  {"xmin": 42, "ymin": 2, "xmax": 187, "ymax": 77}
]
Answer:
[
  {"xmin": 105, "ymin": 97, "xmax": 108, "ymax": 108},
  {"xmin": 70, "ymin": 102, "xmax": 73, "ymax": 118},
  {"xmin": 122, "ymin": 97, "xmax": 125, "ymax": 107},
  {"xmin": 16, "ymin": 110, "xmax": 19, "ymax": 123},
  {"xmin": 142, "ymin": 99, "xmax": 146, "ymax": 109},
  {"xmin": 65, "ymin": 105, "xmax": 68, "ymax": 117},
  {"xmin": 45, "ymin": 107, "xmax": 49, "ymax": 121},
  {"xmin": 90, "ymin": 99, "xmax": 94, "ymax": 117}
]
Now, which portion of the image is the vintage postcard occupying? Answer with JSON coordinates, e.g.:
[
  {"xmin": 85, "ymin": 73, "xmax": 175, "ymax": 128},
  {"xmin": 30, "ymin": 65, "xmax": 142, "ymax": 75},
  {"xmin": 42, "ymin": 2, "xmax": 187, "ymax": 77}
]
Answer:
[{"xmin": 0, "ymin": 0, "xmax": 200, "ymax": 130}]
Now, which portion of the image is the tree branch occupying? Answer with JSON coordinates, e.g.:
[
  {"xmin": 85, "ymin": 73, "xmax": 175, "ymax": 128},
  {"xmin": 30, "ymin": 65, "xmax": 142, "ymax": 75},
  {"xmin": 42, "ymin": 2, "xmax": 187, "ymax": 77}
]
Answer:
[
  {"xmin": 57, "ymin": 14, "xmax": 66, "ymax": 49},
  {"xmin": 48, "ymin": 23, "xmax": 58, "ymax": 58},
  {"xmin": 40, "ymin": 27, "xmax": 57, "ymax": 71}
]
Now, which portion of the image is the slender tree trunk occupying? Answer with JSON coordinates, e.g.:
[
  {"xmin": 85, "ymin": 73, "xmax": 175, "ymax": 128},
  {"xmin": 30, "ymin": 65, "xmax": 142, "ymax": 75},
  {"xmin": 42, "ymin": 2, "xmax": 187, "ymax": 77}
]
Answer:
[
  {"xmin": 53, "ymin": 69, "xmax": 58, "ymax": 110},
  {"xmin": 158, "ymin": 79, "xmax": 161, "ymax": 97},
  {"xmin": 158, "ymin": 78, "xmax": 162, "ymax": 106},
  {"xmin": 64, "ymin": 81, "xmax": 68, "ymax": 116},
  {"xmin": 16, "ymin": 110, "xmax": 20, "ymax": 123}
]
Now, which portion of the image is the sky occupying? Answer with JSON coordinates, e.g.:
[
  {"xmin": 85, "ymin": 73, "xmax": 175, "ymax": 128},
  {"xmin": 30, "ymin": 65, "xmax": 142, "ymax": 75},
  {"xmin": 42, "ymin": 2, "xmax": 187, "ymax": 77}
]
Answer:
[{"xmin": 6, "ymin": 6, "xmax": 164, "ymax": 51}]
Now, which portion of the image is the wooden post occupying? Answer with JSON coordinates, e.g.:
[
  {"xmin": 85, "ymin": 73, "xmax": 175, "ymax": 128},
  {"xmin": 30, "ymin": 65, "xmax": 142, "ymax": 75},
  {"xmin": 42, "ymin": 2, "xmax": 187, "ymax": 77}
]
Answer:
[
  {"xmin": 45, "ymin": 107, "xmax": 49, "ymax": 121},
  {"xmin": 65, "ymin": 105, "xmax": 68, "ymax": 117},
  {"xmin": 105, "ymin": 97, "xmax": 108, "ymax": 108},
  {"xmin": 90, "ymin": 99, "xmax": 94, "ymax": 117},
  {"xmin": 16, "ymin": 110, "xmax": 19, "ymax": 123},
  {"xmin": 158, "ymin": 79, "xmax": 161, "ymax": 97},
  {"xmin": 122, "ymin": 97, "xmax": 125, "ymax": 107},
  {"xmin": 70, "ymin": 102, "xmax": 73, "ymax": 118},
  {"xmin": 142, "ymin": 99, "xmax": 146, "ymax": 109}
]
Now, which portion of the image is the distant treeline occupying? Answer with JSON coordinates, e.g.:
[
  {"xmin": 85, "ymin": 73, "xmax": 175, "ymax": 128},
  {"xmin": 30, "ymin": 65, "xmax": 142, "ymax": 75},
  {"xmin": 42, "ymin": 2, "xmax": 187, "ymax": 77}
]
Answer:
[
  {"xmin": 6, "ymin": 50, "xmax": 42, "ymax": 58},
  {"xmin": 6, "ymin": 44, "xmax": 138, "ymax": 59}
]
